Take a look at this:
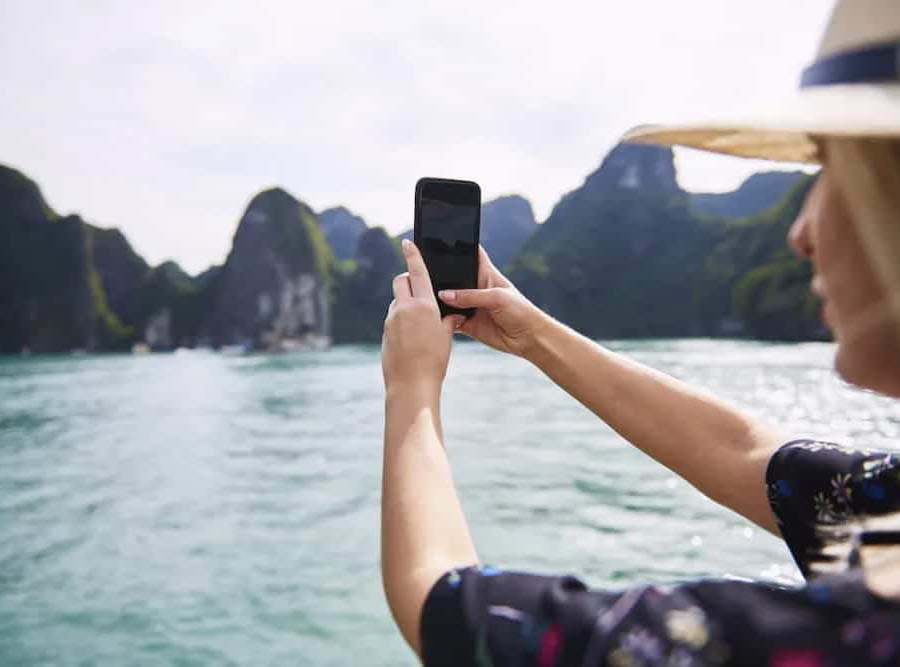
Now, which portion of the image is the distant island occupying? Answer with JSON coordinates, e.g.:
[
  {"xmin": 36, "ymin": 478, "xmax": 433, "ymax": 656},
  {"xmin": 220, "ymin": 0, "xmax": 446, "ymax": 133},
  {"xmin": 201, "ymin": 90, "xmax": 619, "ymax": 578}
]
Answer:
[{"xmin": 0, "ymin": 144, "xmax": 824, "ymax": 355}]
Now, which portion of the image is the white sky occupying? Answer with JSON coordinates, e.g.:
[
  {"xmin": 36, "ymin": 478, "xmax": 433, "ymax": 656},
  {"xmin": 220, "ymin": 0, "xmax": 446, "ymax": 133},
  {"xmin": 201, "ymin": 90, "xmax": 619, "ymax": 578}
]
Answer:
[{"xmin": 0, "ymin": 1, "xmax": 831, "ymax": 273}]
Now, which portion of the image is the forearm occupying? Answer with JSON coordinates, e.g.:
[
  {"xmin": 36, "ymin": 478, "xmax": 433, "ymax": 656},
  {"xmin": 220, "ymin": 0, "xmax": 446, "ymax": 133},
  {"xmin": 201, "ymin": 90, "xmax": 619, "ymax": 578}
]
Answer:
[
  {"xmin": 381, "ymin": 383, "xmax": 478, "ymax": 657},
  {"xmin": 526, "ymin": 317, "xmax": 782, "ymax": 533}
]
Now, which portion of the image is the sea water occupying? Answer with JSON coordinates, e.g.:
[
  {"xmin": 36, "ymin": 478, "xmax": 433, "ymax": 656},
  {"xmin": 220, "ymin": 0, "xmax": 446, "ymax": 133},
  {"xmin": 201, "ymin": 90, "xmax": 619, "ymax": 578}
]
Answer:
[{"xmin": 1, "ymin": 340, "xmax": 898, "ymax": 666}]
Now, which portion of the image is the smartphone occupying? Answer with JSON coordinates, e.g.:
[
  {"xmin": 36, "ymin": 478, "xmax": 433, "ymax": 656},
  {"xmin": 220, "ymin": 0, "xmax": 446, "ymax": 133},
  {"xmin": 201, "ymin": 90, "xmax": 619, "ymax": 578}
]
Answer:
[{"xmin": 414, "ymin": 177, "xmax": 481, "ymax": 318}]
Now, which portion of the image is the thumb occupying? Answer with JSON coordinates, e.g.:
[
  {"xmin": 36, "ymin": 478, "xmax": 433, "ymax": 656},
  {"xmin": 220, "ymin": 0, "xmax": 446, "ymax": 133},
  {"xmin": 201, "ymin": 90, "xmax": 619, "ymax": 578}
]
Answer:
[{"xmin": 439, "ymin": 287, "xmax": 506, "ymax": 310}]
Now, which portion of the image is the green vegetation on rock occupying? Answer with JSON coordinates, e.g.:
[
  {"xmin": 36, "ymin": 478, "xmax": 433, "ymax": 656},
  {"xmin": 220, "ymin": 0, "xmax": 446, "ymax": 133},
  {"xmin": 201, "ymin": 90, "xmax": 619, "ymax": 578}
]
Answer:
[
  {"xmin": 506, "ymin": 145, "xmax": 823, "ymax": 342},
  {"xmin": 734, "ymin": 260, "xmax": 822, "ymax": 341},
  {"xmin": 89, "ymin": 268, "xmax": 134, "ymax": 350}
]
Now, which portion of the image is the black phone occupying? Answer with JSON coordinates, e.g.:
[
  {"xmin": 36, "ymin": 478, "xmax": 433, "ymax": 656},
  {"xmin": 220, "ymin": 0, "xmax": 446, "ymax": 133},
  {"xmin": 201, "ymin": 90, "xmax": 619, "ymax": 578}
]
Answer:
[{"xmin": 414, "ymin": 177, "xmax": 481, "ymax": 318}]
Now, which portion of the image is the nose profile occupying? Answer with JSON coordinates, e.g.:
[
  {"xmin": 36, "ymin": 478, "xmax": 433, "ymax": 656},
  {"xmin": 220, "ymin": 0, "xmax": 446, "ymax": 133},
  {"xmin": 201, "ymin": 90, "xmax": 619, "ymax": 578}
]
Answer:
[
  {"xmin": 788, "ymin": 177, "xmax": 823, "ymax": 261},
  {"xmin": 788, "ymin": 212, "xmax": 814, "ymax": 260}
]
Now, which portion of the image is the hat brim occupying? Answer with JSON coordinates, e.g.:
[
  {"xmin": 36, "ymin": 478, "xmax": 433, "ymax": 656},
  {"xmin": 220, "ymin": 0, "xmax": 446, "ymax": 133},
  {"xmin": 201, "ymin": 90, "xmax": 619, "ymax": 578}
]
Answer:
[{"xmin": 623, "ymin": 83, "xmax": 900, "ymax": 164}]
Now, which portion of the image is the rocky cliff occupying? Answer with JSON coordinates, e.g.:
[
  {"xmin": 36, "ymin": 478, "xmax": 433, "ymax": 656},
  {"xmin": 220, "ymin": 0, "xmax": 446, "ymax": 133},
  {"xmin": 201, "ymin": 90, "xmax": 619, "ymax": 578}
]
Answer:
[
  {"xmin": 509, "ymin": 144, "xmax": 710, "ymax": 337},
  {"xmin": 87, "ymin": 225, "xmax": 149, "ymax": 320},
  {"xmin": 0, "ymin": 165, "xmax": 127, "ymax": 353},
  {"xmin": 477, "ymin": 195, "xmax": 536, "ymax": 270},
  {"xmin": 204, "ymin": 188, "xmax": 333, "ymax": 350},
  {"xmin": 691, "ymin": 171, "xmax": 807, "ymax": 220},
  {"xmin": 508, "ymin": 145, "xmax": 823, "ymax": 340},
  {"xmin": 331, "ymin": 227, "xmax": 404, "ymax": 343},
  {"xmin": 0, "ymin": 163, "xmax": 223, "ymax": 353},
  {"xmin": 317, "ymin": 206, "xmax": 368, "ymax": 261},
  {"xmin": 120, "ymin": 261, "xmax": 208, "ymax": 350},
  {"xmin": 0, "ymin": 147, "xmax": 825, "ymax": 353}
]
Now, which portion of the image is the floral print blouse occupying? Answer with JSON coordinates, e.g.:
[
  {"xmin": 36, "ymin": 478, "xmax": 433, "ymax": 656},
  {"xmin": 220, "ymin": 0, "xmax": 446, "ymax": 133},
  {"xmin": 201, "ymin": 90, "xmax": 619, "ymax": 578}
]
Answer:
[{"xmin": 420, "ymin": 440, "xmax": 900, "ymax": 666}]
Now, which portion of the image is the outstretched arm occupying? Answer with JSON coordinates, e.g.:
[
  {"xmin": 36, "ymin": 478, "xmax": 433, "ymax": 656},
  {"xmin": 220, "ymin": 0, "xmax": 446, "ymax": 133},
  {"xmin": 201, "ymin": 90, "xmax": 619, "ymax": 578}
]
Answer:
[
  {"xmin": 525, "ymin": 317, "xmax": 783, "ymax": 533},
  {"xmin": 381, "ymin": 239, "xmax": 478, "ymax": 658},
  {"xmin": 440, "ymin": 247, "xmax": 784, "ymax": 535}
]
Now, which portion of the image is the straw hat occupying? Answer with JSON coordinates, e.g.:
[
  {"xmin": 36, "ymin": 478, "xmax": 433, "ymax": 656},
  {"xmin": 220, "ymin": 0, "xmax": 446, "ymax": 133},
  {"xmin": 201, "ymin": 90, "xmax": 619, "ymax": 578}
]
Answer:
[{"xmin": 624, "ymin": 0, "xmax": 900, "ymax": 164}]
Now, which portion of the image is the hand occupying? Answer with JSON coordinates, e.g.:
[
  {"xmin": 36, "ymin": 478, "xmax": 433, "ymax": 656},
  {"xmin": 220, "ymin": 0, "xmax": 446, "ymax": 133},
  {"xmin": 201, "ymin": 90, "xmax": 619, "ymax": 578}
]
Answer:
[
  {"xmin": 382, "ymin": 239, "xmax": 463, "ymax": 395},
  {"xmin": 438, "ymin": 246, "xmax": 549, "ymax": 358}
]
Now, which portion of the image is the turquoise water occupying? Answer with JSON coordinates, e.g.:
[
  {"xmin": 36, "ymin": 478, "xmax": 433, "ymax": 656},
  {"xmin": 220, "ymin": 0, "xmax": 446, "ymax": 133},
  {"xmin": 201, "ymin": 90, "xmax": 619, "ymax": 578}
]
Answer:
[{"xmin": 1, "ymin": 340, "xmax": 898, "ymax": 666}]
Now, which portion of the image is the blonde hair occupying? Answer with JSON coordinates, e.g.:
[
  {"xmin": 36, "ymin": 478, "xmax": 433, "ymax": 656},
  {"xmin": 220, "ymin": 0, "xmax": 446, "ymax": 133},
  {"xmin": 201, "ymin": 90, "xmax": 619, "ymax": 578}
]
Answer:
[
  {"xmin": 825, "ymin": 140, "xmax": 900, "ymax": 595},
  {"xmin": 826, "ymin": 138, "xmax": 900, "ymax": 348}
]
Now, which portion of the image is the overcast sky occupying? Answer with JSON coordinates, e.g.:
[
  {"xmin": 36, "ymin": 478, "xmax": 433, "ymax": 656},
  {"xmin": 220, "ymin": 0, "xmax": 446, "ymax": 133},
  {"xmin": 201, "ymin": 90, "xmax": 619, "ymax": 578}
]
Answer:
[{"xmin": 1, "ymin": 1, "xmax": 831, "ymax": 273}]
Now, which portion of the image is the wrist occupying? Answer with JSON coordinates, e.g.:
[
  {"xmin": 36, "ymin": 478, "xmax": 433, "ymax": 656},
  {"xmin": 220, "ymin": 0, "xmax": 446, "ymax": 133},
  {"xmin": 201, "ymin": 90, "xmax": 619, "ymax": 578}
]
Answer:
[
  {"xmin": 522, "ymin": 310, "xmax": 560, "ymax": 365},
  {"xmin": 384, "ymin": 379, "xmax": 442, "ymax": 406}
]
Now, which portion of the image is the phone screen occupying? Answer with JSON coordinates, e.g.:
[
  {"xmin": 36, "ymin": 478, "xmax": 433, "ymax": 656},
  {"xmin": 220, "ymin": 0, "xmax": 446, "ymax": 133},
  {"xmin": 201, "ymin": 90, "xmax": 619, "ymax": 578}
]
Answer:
[{"xmin": 414, "ymin": 178, "xmax": 481, "ymax": 317}]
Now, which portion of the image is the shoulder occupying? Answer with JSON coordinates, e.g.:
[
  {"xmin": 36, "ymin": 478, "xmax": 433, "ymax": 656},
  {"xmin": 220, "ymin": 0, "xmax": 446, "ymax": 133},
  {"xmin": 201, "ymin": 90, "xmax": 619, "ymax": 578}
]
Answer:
[
  {"xmin": 765, "ymin": 439, "xmax": 900, "ymax": 516},
  {"xmin": 766, "ymin": 439, "xmax": 900, "ymax": 577}
]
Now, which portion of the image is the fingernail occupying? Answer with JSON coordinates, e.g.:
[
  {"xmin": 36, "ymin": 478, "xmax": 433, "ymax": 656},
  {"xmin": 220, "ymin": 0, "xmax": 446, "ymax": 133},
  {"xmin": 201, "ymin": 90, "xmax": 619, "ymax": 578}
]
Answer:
[
  {"xmin": 401, "ymin": 239, "xmax": 413, "ymax": 254},
  {"xmin": 439, "ymin": 290, "xmax": 456, "ymax": 302}
]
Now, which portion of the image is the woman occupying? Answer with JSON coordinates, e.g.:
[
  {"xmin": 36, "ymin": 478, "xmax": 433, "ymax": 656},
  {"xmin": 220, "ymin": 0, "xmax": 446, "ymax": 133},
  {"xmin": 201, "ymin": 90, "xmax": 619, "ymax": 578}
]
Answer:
[{"xmin": 381, "ymin": 1, "xmax": 900, "ymax": 664}]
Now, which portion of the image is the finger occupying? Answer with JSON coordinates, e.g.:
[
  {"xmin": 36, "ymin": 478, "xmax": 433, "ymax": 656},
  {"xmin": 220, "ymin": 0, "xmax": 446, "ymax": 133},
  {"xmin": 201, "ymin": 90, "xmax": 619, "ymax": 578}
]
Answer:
[
  {"xmin": 392, "ymin": 272, "xmax": 412, "ymax": 300},
  {"xmin": 439, "ymin": 287, "xmax": 506, "ymax": 310},
  {"xmin": 443, "ymin": 314, "xmax": 466, "ymax": 334},
  {"xmin": 479, "ymin": 245, "xmax": 511, "ymax": 288},
  {"xmin": 386, "ymin": 299, "xmax": 398, "ymax": 319},
  {"xmin": 454, "ymin": 320, "xmax": 474, "ymax": 338},
  {"xmin": 476, "ymin": 245, "xmax": 492, "ymax": 288},
  {"xmin": 401, "ymin": 239, "xmax": 435, "ymax": 302}
]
